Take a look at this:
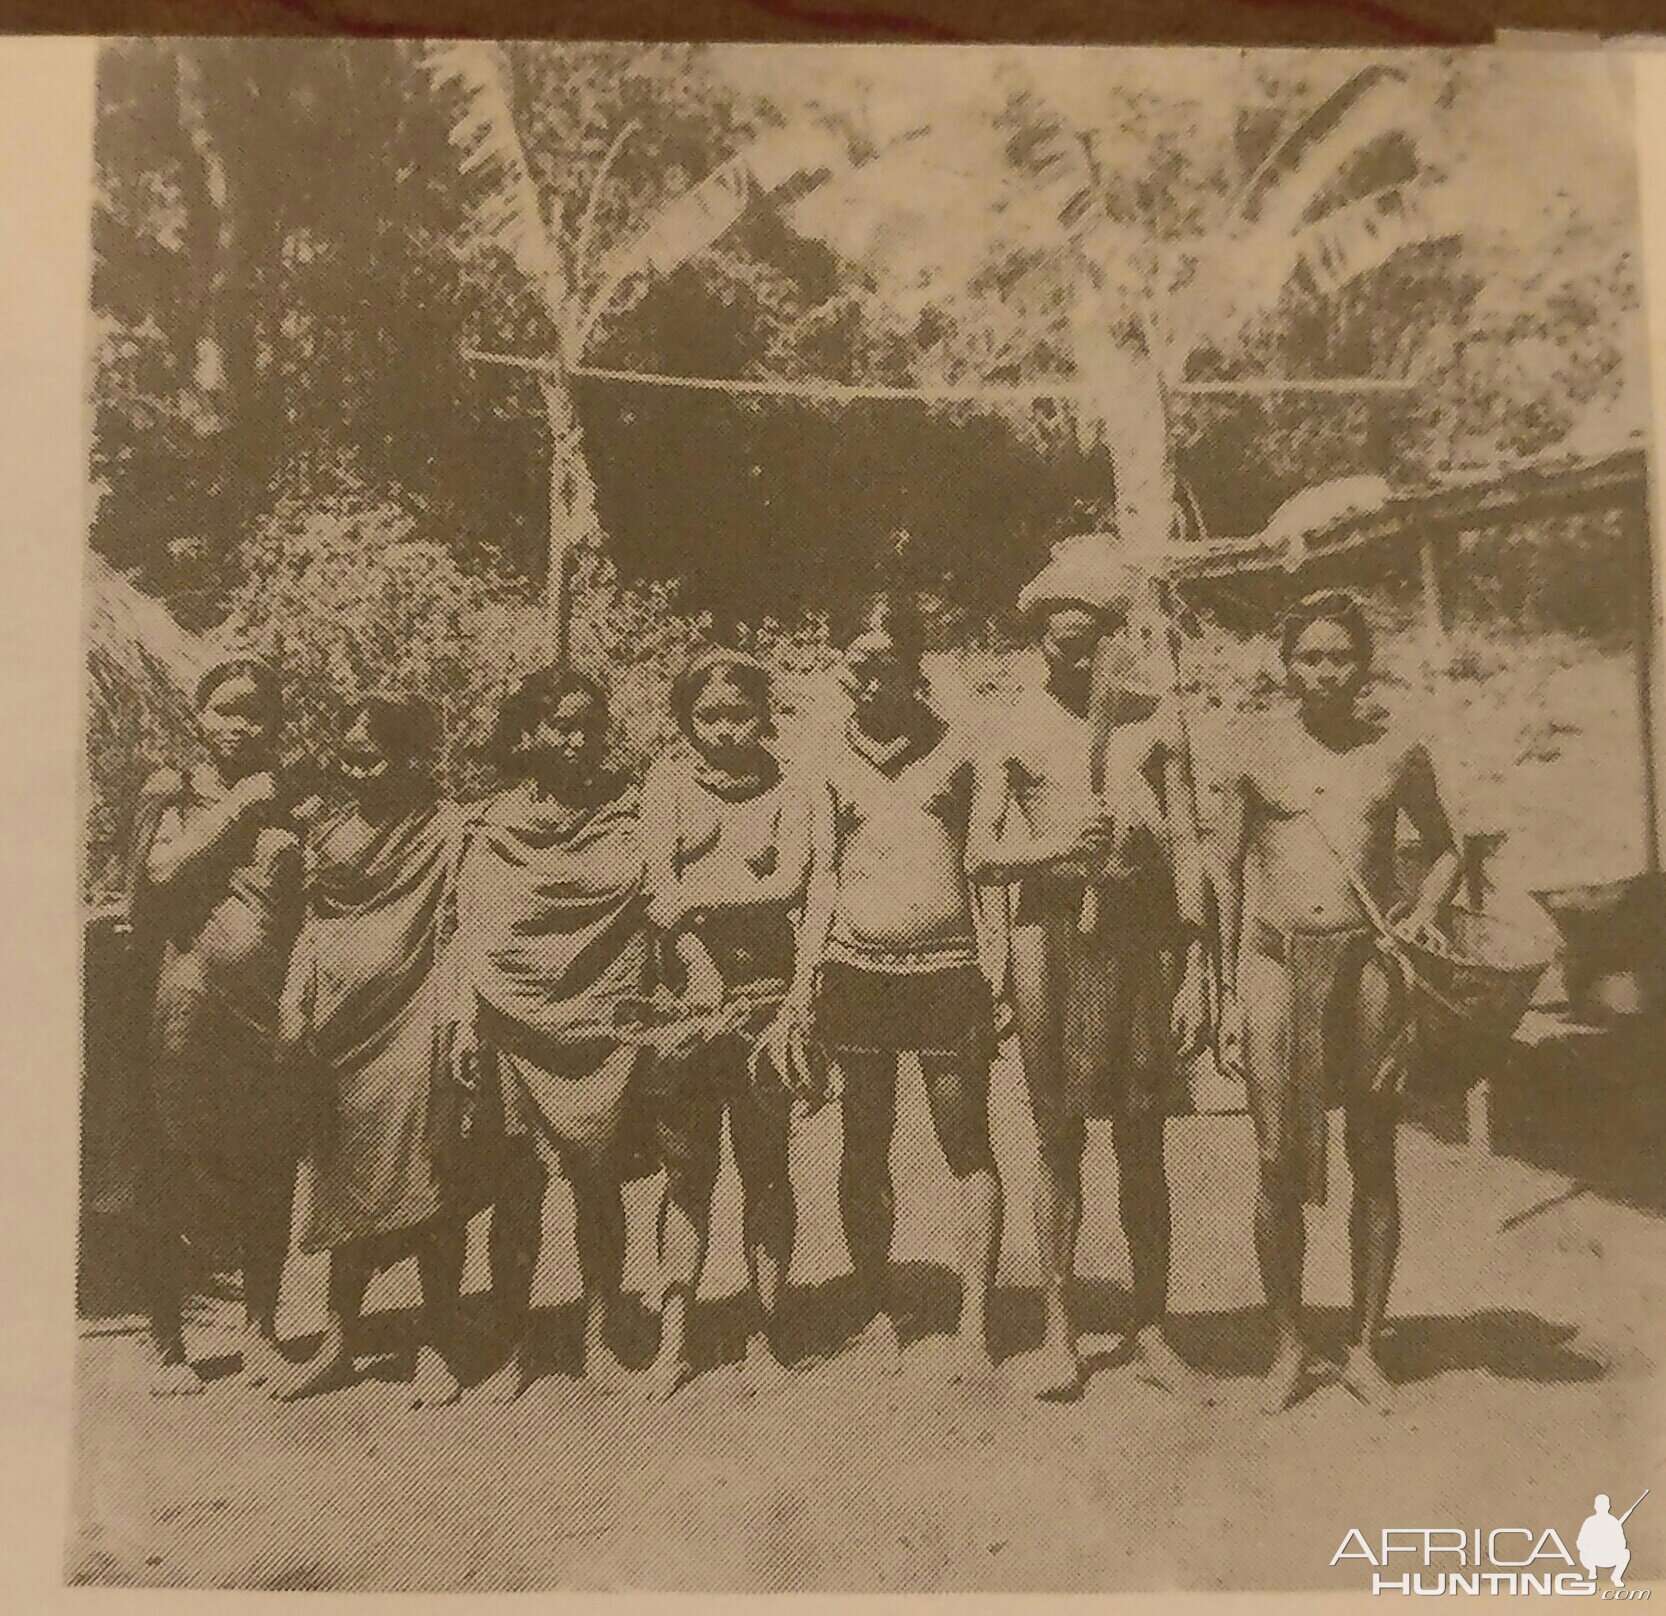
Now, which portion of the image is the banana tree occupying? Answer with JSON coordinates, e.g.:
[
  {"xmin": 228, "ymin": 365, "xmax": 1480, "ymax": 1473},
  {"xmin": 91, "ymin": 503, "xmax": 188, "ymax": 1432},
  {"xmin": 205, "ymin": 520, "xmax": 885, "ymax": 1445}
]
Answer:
[
  {"xmin": 421, "ymin": 42, "xmax": 600, "ymax": 660},
  {"xmin": 1015, "ymin": 63, "xmax": 1457, "ymax": 959},
  {"xmin": 422, "ymin": 41, "xmax": 892, "ymax": 657},
  {"xmin": 1027, "ymin": 63, "xmax": 1447, "ymax": 563}
]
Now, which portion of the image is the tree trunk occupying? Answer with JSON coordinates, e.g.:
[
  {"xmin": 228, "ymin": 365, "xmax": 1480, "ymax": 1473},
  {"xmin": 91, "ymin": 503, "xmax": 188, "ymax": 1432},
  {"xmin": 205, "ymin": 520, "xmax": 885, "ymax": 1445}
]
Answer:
[
  {"xmin": 173, "ymin": 44, "xmax": 242, "ymax": 434},
  {"xmin": 538, "ymin": 371, "xmax": 601, "ymax": 665}
]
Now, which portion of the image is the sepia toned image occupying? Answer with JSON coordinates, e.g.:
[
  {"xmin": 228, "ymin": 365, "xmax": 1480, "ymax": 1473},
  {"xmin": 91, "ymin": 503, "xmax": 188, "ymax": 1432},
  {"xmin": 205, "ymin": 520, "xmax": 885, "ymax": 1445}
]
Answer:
[{"xmin": 68, "ymin": 36, "xmax": 1664, "ymax": 1593}]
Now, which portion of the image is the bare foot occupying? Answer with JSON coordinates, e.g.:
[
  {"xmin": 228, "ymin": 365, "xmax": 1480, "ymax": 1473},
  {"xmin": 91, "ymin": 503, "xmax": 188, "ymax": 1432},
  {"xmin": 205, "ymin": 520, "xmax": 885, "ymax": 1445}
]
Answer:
[
  {"xmin": 580, "ymin": 1323, "xmax": 635, "ymax": 1396},
  {"xmin": 647, "ymin": 1344, "xmax": 696, "ymax": 1402},
  {"xmin": 948, "ymin": 1329, "xmax": 999, "ymax": 1390},
  {"xmin": 239, "ymin": 1327, "xmax": 287, "ymax": 1391},
  {"xmin": 1260, "ymin": 1341, "xmax": 1310, "ymax": 1415},
  {"xmin": 276, "ymin": 1325, "xmax": 354, "ymax": 1403},
  {"xmin": 848, "ymin": 1313, "xmax": 902, "ymax": 1376},
  {"xmin": 1130, "ymin": 1326, "xmax": 1212, "ymax": 1400},
  {"xmin": 956, "ymin": 1355, "xmax": 1002, "ymax": 1402},
  {"xmin": 477, "ymin": 1344, "xmax": 536, "ymax": 1406},
  {"xmin": 739, "ymin": 1333, "xmax": 791, "ymax": 1398},
  {"xmin": 1025, "ymin": 1334, "xmax": 1083, "ymax": 1402},
  {"xmin": 148, "ymin": 1358, "xmax": 203, "ymax": 1399},
  {"xmin": 650, "ymin": 1292, "xmax": 696, "ymax": 1402},
  {"xmin": 1340, "ymin": 1345, "xmax": 1394, "ymax": 1411},
  {"xmin": 408, "ymin": 1346, "xmax": 463, "ymax": 1410}
]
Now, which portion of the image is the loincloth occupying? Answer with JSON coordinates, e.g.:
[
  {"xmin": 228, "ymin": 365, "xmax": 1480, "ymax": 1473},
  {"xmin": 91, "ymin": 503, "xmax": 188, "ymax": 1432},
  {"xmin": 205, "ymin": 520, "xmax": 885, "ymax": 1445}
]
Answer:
[
  {"xmin": 1243, "ymin": 918, "xmax": 1411, "ymax": 1205},
  {"xmin": 1015, "ymin": 877, "xmax": 1185, "ymax": 1119}
]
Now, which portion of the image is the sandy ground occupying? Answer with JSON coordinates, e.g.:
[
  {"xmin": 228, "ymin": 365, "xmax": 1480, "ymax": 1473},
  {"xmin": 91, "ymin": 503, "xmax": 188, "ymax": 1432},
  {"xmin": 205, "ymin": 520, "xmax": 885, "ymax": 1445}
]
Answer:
[
  {"xmin": 70, "ymin": 633, "xmax": 1662, "ymax": 1591},
  {"xmin": 68, "ymin": 1042, "xmax": 1666, "ymax": 1592}
]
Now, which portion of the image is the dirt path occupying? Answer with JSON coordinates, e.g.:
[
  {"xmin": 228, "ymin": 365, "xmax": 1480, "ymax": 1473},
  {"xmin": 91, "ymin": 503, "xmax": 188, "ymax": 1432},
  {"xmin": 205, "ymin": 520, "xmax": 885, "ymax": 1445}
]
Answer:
[{"xmin": 68, "ymin": 1055, "xmax": 1666, "ymax": 1591}]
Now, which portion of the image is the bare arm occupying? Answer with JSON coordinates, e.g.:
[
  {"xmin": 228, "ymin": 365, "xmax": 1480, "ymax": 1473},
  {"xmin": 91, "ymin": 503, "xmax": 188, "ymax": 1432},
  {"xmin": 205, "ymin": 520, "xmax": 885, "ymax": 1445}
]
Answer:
[
  {"xmin": 784, "ymin": 776, "xmax": 838, "ymax": 1013},
  {"xmin": 965, "ymin": 751, "xmax": 1018, "ymax": 885},
  {"xmin": 1215, "ymin": 763, "xmax": 1253, "ymax": 998},
  {"xmin": 144, "ymin": 773, "xmax": 269, "ymax": 893},
  {"xmin": 966, "ymin": 755, "xmax": 1101, "ymax": 884},
  {"xmin": 1156, "ymin": 706, "xmax": 1208, "ymax": 933}
]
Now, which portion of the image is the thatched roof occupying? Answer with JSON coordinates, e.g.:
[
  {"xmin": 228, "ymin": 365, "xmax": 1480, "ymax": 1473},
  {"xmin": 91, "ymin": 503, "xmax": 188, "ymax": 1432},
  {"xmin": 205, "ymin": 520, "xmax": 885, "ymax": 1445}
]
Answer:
[{"xmin": 84, "ymin": 552, "xmax": 204, "ymax": 744}]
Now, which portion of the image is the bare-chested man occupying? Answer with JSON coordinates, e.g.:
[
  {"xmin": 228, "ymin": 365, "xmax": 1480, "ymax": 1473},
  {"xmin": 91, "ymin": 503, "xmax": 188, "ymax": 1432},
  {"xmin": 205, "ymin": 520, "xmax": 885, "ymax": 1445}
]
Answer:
[
  {"xmin": 1216, "ymin": 589, "xmax": 1462, "ymax": 1413},
  {"xmin": 970, "ymin": 560, "xmax": 1210, "ymax": 1401}
]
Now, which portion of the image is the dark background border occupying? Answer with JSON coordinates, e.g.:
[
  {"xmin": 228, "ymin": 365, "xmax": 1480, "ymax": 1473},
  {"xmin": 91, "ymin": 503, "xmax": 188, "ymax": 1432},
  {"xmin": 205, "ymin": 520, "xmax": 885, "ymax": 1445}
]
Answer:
[{"xmin": 3, "ymin": 0, "xmax": 1664, "ymax": 47}]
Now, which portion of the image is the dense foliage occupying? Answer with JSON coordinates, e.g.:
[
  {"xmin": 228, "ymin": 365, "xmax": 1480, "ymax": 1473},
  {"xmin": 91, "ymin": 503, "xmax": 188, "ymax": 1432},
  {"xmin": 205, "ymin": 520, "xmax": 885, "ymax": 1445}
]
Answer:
[{"xmin": 83, "ymin": 42, "xmax": 1652, "ymax": 898}]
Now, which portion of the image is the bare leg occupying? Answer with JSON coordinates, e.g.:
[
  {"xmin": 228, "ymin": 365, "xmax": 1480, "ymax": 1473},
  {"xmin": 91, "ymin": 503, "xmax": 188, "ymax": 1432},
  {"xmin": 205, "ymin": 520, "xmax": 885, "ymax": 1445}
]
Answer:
[
  {"xmin": 730, "ymin": 1083, "xmax": 797, "ymax": 1388},
  {"xmin": 1030, "ymin": 1122, "xmax": 1085, "ymax": 1399},
  {"xmin": 1342, "ymin": 1095, "xmax": 1399, "ymax": 1410},
  {"xmin": 142, "ymin": 1249, "xmax": 202, "ymax": 1397},
  {"xmin": 1240, "ymin": 949, "xmax": 1313, "ymax": 1412},
  {"xmin": 1254, "ymin": 1167, "xmax": 1308, "ymax": 1413},
  {"xmin": 135, "ymin": 1140, "xmax": 200, "ymax": 1398},
  {"xmin": 1109, "ymin": 1104, "xmax": 1203, "ymax": 1396},
  {"xmin": 1012, "ymin": 925, "xmax": 1084, "ymax": 1399},
  {"xmin": 410, "ymin": 1219, "xmax": 465, "ymax": 1408},
  {"xmin": 652, "ymin": 1093, "xmax": 722, "ymax": 1401},
  {"xmin": 838, "ymin": 1053, "xmax": 901, "ymax": 1367},
  {"xmin": 278, "ymin": 1243, "xmax": 370, "ymax": 1401},
  {"xmin": 571, "ymin": 1158, "xmax": 631, "ymax": 1392},
  {"xmin": 239, "ymin": 1161, "xmax": 296, "ymax": 1390},
  {"xmin": 478, "ymin": 1144, "xmax": 546, "ymax": 1404},
  {"xmin": 920, "ymin": 1048, "xmax": 1001, "ymax": 1382}
]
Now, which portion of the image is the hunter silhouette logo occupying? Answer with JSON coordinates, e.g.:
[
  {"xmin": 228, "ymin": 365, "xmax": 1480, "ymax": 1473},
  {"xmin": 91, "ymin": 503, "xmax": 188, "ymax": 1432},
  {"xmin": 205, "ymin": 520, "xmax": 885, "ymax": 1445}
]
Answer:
[
  {"xmin": 1332, "ymin": 1489, "xmax": 1651, "ymax": 1596},
  {"xmin": 1579, "ymin": 1492, "xmax": 1646, "ymax": 1589}
]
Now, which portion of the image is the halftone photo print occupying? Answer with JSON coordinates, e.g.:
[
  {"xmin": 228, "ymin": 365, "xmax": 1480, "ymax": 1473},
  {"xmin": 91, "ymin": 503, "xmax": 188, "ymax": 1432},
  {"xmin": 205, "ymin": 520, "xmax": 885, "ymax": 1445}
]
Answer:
[{"xmin": 60, "ymin": 36, "xmax": 1664, "ymax": 1594}]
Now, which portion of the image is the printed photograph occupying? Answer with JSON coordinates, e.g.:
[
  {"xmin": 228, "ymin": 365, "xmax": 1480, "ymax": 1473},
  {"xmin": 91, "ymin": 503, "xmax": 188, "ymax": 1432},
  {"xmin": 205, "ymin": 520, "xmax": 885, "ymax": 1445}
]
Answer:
[{"xmin": 71, "ymin": 37, "xmax": 1663, "ymax": 1591}]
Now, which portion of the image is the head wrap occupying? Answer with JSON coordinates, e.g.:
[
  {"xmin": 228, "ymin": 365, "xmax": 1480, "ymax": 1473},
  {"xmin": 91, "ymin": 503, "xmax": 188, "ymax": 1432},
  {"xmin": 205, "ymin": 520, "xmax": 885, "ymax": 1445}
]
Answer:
[
  {"xmin": 669, "ymin": 648, "xmax": 774, "ymax": 743},
  {"xmin": 1278, "ymin": 588, "xmax": 1374, "ymax": 667},
  {"xmin": 194, "ymin": 656, "xmax": 281, "ymax": 725},
  {"xmin": 1016, "ymin": 535, "xmax": 1143, "ymax": 626}
]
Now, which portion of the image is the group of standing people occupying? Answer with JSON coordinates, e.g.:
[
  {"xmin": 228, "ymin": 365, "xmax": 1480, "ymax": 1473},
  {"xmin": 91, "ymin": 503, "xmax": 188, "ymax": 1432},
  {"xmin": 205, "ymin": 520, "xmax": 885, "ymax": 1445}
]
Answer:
[{"xmin": 123, "ymin": 554, "xmax": 1461, "ymax": 1416}]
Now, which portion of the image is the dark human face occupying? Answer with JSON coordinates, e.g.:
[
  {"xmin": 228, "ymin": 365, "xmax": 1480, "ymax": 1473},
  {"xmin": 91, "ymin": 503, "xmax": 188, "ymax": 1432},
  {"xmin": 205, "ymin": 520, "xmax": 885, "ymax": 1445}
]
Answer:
[
  {"xmin": 688, "ymin": 673, "xmax": 768, "ymax": 771},
  {"xmin": 840, "ymin": 630, "xmax": 919, "ymax": 732},
  {"xmin": 198, "ymin": 673, "xmax": 273, "ymax": 778},
  {"xmin": 1039, "ymin": 606, "xmax": 1108, "ymax": 688},
  {"xmin": 1286, "ymin": 618, "xmax": 1367, "ymax": 717},
  {"xmin": 339, "ymin": 708, "xmax": 404, "ymax": 807},
  {"xmin": 523, "ymin": 689, "xmax": 603, "ymax": 791}
]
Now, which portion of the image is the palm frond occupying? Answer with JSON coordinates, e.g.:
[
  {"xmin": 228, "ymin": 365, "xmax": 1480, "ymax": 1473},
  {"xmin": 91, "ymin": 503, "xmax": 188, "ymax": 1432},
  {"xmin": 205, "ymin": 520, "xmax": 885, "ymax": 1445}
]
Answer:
[
  {"xmin": 579, "ymin": 121, "xmax": 854, "ymax": 357},
  {"xmin": 1176, "ymin": 65, "xmax": 1437, "ymax": 360},
  {"xmin": 419, "ymin": 42, "xmax": 569, "ymax": 322},
  {"xmin": 1227, "ymin": 65, "xmax": 1411, "ymax": 236},
  {"xmin": 1294, "ymin": 182, "xmax": 1459, "ymax": 298}
]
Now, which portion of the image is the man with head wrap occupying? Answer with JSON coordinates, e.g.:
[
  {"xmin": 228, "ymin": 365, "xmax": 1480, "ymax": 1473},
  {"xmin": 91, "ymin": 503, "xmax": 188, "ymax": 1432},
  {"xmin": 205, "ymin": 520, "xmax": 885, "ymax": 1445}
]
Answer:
[{"xmin": 969, "ymin": 542, "xmax": 1212, "ymax": 1402}]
